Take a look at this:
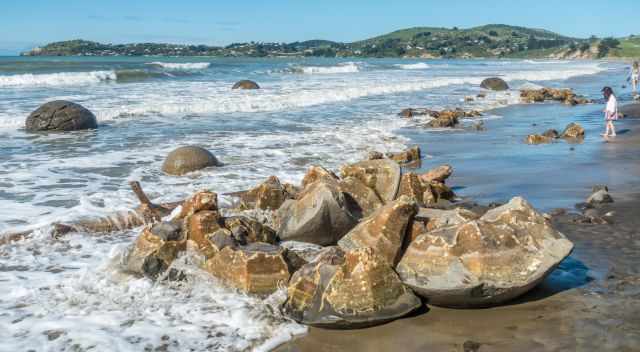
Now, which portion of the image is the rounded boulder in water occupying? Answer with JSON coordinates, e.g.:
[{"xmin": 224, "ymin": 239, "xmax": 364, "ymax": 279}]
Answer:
[
  {"xmin": 162, "ymin": 146, "xmax": 221, "ymax": 176},
  {"xmin": 480, "ymin": 77, "xmax": 509, "ymax": 91},
  {"xmin": 25, "ymin": 100, "xmax": 98, "ymax": 132},
  {"xmin": 232, "ymin": 80, "xmax": 260, "ymax": 90}
]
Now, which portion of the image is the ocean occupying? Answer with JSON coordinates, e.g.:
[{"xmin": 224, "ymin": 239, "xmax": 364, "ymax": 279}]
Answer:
[{"xmin": 0, "ymin": 56, "xmax": 633, "ymax": 351}]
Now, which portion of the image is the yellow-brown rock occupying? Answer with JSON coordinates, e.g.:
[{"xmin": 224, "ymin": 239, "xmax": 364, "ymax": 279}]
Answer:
[
  {"xmin": 525, "ymin": 134, "xmax": 554, "ymax": 144},
  {"xmin": 397, "ymin": 173, "xmax": 425, "ymax": 205},
  {"xmin": 340, "ymin": 159, "xmax": 401, "ymax": 203},
  {"xmin": 420, "ymin": 164, "xmax": 453, "ymax": 183},
  {"xmin": 520, "ymin": 88, "xmax": 592, "ymax": 105},
  {"xmin": 222, "ymin": 216, "xmax": 278, "ymax": 245},
  {"xmin": 396, "ymin": 197, "xmax": 574, "ymax": 307},
  {"xmin": 282, "ymin": 247, "xmax": 421, "ymax": 328},
  {"xmin": 338, "ymin": 196, "xmax": 418, "ymax": 265},
  {"xmin": 186, "ymin": 210, "xmax": 223, "ymax": 258},
  {"xmin": 387, "ymin": 146, "xmax": 421, "ymax": 165},
  {"xmin": 338, "ymin": 176, "xmax": 384, "ymax": 218},
  {"xmin": 428, "ymin": 181, "xmax": 456, "ymax": 201},
  {"xmin": 277, "ymin": 180, "xmax": 357, "ymax": 245},
  {"xmin": 205, "ymin": 242, "xmax": 290, "ymax": 295},
  {"xmin": 416, "ymin": 207, "xmax": 480, "ymax": 232},
  {"xmin": 560, "ymin": 122, "xmax": 585, "ymax": 139},
  {"xmin": 177, "ymin": 190, "xmax": 218, "ymax": 219},
  {"xmin": 124, "ymin": 222, "xmax": 186, "ymax": 280},
  {"xmin": 240, "ymin": 176, "xmax": 290, "ymax": 210},
  {"xmin": 301, "ymin": 166, "xmax": 339, "ymax": 189}
]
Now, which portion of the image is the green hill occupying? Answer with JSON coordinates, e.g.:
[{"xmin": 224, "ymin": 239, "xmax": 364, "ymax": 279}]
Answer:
[
  {"xmin": 351, "ymin": 24, "xmax": 579, "ymax": 58},
  {"xmin": 22, "ymin": 25, "xmax": 639, "ymax": 59}
]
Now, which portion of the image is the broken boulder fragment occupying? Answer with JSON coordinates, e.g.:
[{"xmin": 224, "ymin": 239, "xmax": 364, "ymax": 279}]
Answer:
[
  {"xmin": 277, "ymin": 180, "xmax": 357, "ymax": 246},
  {"xmin": 338, "ymin": 196, "xmax": 418, "ymax": 265},
  {"xmin": 283, "ymin": 247, "xmax": 421, "ymax": 328},
  {"xmin": 340, "ymin": 159, "xmax": 401, "ymax": 203},
  {"xmin": 397, "ymin": 197, "xmax": 574, "ymax": 308}
]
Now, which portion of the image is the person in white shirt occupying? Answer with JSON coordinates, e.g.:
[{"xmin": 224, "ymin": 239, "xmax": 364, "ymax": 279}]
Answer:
[
  {"xmin": 629, "ymin": 61, "xmax": 639, "ymax": 95},
  {"xmin": 602, "ymin": 86, "xmax": 618, "ymax": 138}
]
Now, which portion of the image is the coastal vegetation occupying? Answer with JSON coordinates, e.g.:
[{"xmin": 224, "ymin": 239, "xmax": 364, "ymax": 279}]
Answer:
[{"xmin": 22, "ymin": 24, "xmax": 639, "ymax": 59}]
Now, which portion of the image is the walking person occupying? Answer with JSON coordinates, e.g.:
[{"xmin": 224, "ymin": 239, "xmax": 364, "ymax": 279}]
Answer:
[
  {"xmin": 630, "ymin": 61, "xmax": 639, "ymax": 95},
  {"xmin": 602, "ymin": 86, "xmax": 618, "ymax": 138}
]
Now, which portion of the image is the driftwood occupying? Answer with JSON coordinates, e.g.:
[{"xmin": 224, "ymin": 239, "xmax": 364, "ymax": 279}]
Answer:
[{"xmin": 0, "ymin": 181, "xmax": 182, "ymax": 246}]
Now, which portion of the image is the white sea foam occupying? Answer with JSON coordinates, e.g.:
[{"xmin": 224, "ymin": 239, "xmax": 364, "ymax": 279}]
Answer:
[
  {"xmin": 294, "ymin": 62, "xmax": 361, "ymax": 74},
  {"xmin": 0, "ymin": 70, "xmax": 117, "ymax": 87},
  {"xmin": 146, "ymin": 62, "xmax": 211, "ymax": 70},
  {"xmin": 395, "ymin": 62, "xmax": 430, "ymax": 70},
  {"xmin": 0, "ymin": 232, "xmax": 306, "ymax": 352}
]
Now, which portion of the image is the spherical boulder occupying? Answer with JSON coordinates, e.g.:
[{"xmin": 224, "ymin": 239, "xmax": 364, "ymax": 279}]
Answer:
[
  {"xmin": 232, "ymin": 80, "xmax": 260, "ymax": 90},
  {"xmin": 480, "ymin": 77, "xmax": 509, "ymax": 91},
  {"xmin": 25, "ymin": 100, "xmax": 97, "ymax": 132},
  {"xmin": 162, "ymin": 146, "xmax": 221, "ymax": 176}
]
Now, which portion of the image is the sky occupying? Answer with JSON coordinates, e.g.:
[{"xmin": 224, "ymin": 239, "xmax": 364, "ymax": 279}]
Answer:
[{"xmin": 1, "ymin": 0, "xmax": 638, "ymax": 54}]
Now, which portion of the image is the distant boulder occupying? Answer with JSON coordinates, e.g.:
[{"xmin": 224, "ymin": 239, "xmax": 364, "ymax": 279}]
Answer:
[
  {"xmin": 480, "ymin": 77, "xmax": 509, "ymax": 91},
  {"xmin": 25, "ymin": 100, "xmax": 97, "ymax": 132},
  {"xmin": 162, "ymin": 146, "xmax": 221, "ymax": 175},
  {"xmin": 232, "ymin": 80, "xmax": 260, "ymax": 90}
]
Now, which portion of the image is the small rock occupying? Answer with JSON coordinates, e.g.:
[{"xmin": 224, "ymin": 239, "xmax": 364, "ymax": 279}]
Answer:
[
  {"xmin": 367, "ymin": 151, "xmax": 385, "ymax": 160},
  {"xmin": 240, "ymin": 176, "xmax": 292, "ymax": 210},
  {"xmin": 525, "ymin": 134, "xmax": 553, "ymax": 144},
  {"xmin": 560, "ymin": 122, "xmax": 585, "ymax": 139},
  {"xmin": 587, "ymin": 189, "xmax": 614, "ymax": 205},
  {"xmin": 420, "ymin": 164, "xmax": 453, "ymax": 183},
  {"xmin": 542, "ymin": 129, "xmax": 560, "ymax": 138}
]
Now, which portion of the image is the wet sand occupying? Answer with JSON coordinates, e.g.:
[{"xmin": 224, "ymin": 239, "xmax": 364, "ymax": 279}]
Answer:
[{"xmin": 275, "ymin": 107, "xmax": 640, "ymax": 352}]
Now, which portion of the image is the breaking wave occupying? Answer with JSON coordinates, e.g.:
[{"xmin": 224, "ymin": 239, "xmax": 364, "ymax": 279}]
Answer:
[
  {"xmin": 394, "ymin": 62, "xmax": 430, "ymax": 70},
  {"xmin": 146, "ymin": 62, "xmax": 212, "ymax": 70},
  {"xmin": 292, "ymin": 62, "xmax": 361, "ymax": 74},
  {"xmin": 0, "ymin": 70, "xmax": 117, "ymax": 87}
]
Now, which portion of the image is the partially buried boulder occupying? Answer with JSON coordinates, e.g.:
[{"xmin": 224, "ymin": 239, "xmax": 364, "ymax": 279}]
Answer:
[
  {"xmin": 205, "ymin": 242, "xmax": 290, "ymax": 295},
  {"xmin": 162, "ymin": 146, "xmax": 221, "ymax": 176},
  {"xmin": 282, "ymin": 246, "xmax": 421, "ymax": 328},
  {"xmin": 232, "ymin": 80, "xmax": 260, "ymax": 90},
  {"xmin": 560, "ymin": 122, "xmax": 585, "ymax": 139},
  {"xmin": 124, "ymin": 222, "xmax": 186, "ymax": 280},
  {"xmin": 396, "ymin": 197, "xmax": 574, "ymax": 308},
  {"xmin": 25, "ymin": 100, "xmax": 98, "ymax": 132},
  {"xmin": 338, "ymin": 196, "xmax": 418, "ymax": 265},
  {"xmin": 481, "ymin": 78, "xmax": 509, "ymax": 91},
  {"xmin": 340, "ymin": 159, "xmax": 401, "ymax": 203},
  {"xmin": 277, "ymin": 179, "xmax": 357, "ymax": 246}
]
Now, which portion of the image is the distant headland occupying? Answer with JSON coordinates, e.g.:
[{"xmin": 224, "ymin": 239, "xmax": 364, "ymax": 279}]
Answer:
[{"xmin": 22, "ymin": 24, "xmax": 639, "ymax": 59}]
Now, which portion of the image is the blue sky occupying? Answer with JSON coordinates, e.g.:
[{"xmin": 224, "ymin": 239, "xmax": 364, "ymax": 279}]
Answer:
[{"xmin": 1, "ymin": 0, "xmax": 638, "ymax": 54}]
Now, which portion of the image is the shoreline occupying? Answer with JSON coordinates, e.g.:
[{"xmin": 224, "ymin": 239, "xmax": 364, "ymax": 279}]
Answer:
[{"xmin": 275, "ymin": 106, "xmax": 640, "ymax": 352}]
